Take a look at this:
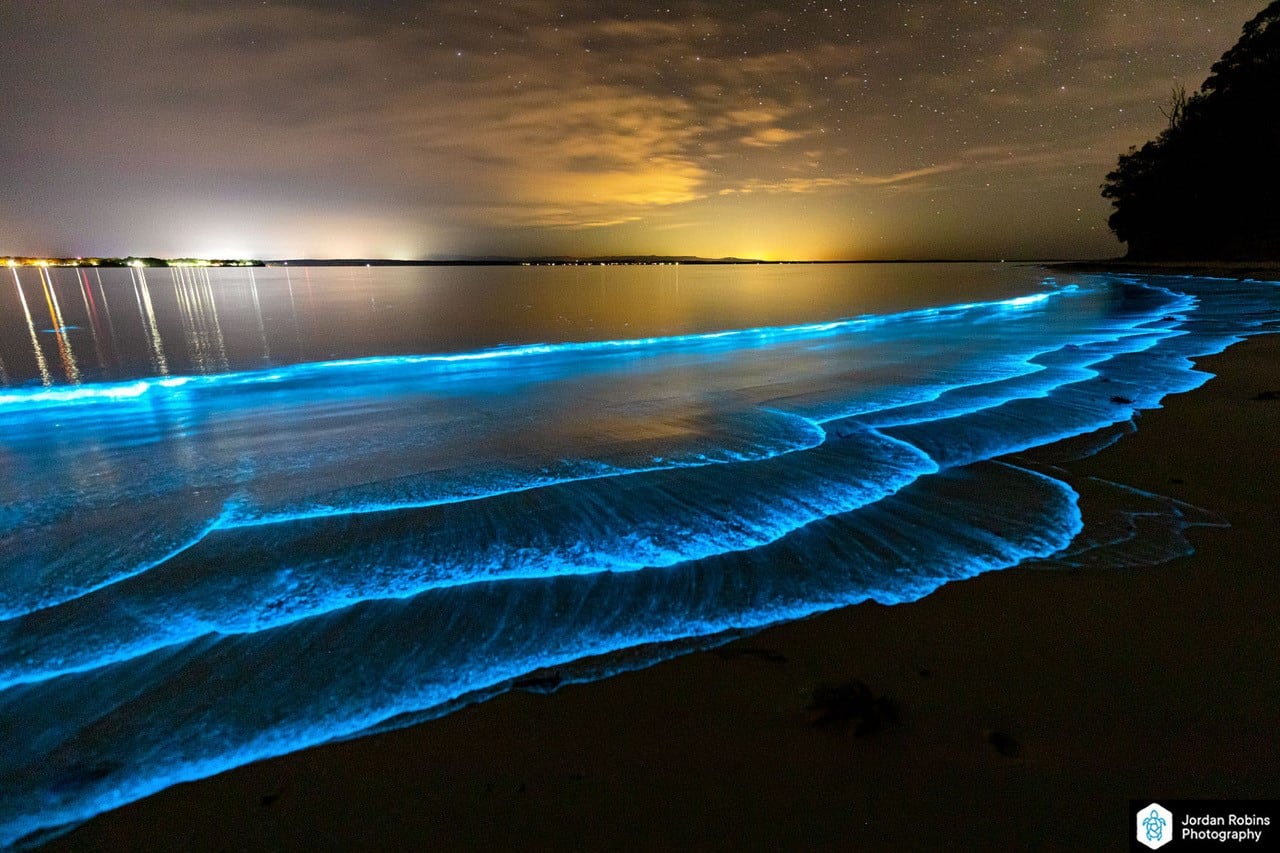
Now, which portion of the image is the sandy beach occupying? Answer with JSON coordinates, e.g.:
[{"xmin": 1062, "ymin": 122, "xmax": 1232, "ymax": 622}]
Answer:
[{"xmin": 37, "ymin": 279, "xmax": 1280, "ymax": 851}]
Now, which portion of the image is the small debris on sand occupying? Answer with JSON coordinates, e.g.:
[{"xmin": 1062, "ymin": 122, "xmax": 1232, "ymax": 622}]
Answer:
[
  {"xmin": 715, "ymin": 646, "xmax": 788, "ymax": 664},
  {"xmin": 512, "ymin": 672, "xmax": 563, "ymax": 694}
]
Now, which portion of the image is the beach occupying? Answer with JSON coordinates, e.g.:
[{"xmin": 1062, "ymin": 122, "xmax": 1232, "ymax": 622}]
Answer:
[
  {"xmin": 35, "ymin": 279, "xmax": 1280, "ymax": 851},
  {"xmin": 6, "ymin": 0, "xmax": 1280, "ymax": 843}
]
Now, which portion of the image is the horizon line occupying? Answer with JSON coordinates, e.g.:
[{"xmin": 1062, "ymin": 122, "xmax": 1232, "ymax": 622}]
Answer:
[{"xmin": 4, "ymin": 253, "xmax": 1101, "ymax": 268}]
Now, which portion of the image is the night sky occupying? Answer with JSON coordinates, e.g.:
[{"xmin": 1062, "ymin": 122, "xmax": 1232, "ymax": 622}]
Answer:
[{"xmin": 0, "ymin": 1, "xmax": 1263, "ymax": 260}]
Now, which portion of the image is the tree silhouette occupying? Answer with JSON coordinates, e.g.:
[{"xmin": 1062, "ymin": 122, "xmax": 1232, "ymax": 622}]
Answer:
[{"xmin": 1101, "ymin": 1, "xmax": 1280, "ymax": 259}]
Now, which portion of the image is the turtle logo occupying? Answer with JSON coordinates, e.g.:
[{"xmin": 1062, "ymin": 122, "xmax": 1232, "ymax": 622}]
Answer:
[
  {"xmin": 1137, "ymin": 802, "xmax": 1173, "ymax": 850},
  {"xmin": 1143, "ymin": 809, "xmax": 1167, "ymax": 841}
]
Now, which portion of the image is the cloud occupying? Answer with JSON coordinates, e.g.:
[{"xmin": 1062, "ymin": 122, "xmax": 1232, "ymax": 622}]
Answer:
[
  {"xmin": 727, "ymin": 163, "xmax": 960, "ymax": 195},
  {"xmin": 725, "ymin": 109, "xmax": 782, "ymax": 126},
  {"xmin": 0, "ymin": 0, "xmax": 1265, "ymax": 258},
  {"xmin": 740, "ymin": 127, "xmax": 809, "ymax": 148}
]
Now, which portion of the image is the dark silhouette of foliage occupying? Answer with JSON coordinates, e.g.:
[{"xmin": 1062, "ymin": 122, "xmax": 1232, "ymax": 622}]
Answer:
[
  {"xmin": 1158, "ymin": 84, "xmax": 1188, "ymax": 132},
  {"xmin": 1102, "ymin": 1, "xmax": 1280, "ymax": 259}
]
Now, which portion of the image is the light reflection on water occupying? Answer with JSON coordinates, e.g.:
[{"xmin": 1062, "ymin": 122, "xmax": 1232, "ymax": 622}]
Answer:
[
  {"xmin": 9, "ymin": 266, "xmax": 52, "ymax": 386},
  {"xmin": 0, "ymin": 262, "xmax": 1052, "ymax": 388}
]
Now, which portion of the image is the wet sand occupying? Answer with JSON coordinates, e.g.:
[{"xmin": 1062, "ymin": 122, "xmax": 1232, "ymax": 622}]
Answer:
[{"xmin": 39, "ymin": 302, "xmax": 1280, "ymax": 851}]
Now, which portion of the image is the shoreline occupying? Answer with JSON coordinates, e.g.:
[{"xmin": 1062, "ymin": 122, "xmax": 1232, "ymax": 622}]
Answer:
[
  {"xmin": 1047, "ymin": 259, "xmax": 1280, "ymax": 280},
  {"xmin": 37, "ymin": 278, "xmax": 1280, "ymax": 851}
]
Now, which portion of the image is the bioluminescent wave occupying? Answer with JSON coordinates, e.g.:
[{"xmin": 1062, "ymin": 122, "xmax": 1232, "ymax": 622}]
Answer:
[
  {"xmin": 1, "ymin": 266, "xmax": 1278, "ymax": 847},
  {"xmin": 0, "ymin": 281, "xmax": 1169, "ymax": 620}
]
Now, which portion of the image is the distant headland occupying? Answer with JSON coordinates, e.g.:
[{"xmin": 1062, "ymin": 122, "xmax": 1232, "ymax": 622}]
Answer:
[{"xmin": 1101, "ymin": 0, "xmax": 1279, "ymax": 261}]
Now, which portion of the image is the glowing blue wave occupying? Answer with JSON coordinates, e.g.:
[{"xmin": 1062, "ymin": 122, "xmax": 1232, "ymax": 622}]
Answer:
[
  {"xmin": 0, "ymin": 280, "xmax": 1194, "ymax": 624},
  {"xmin": 0, "ymin": 427, "xmax": 937, "ymax": 689},
  {"xmin": 0, "ymin": 460, "xmax": 1084, "ymax": 848},
  {"xmin": 0, "ymin": 301, "xmax": 1207, "ymax": 688},
  {"xmin": 0, "ymin": 288, "xmax": 1060, "ymax": 411},
  {"xmin": 0, "ymin": 284, "xmax": 1087, "ymax": 620}
]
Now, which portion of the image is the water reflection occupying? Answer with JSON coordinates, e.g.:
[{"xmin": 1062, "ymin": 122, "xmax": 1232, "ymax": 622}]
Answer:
[
  {"xmin": 76, "ymin": 269, "xmax": 109, "ymax": 371},
  {"xmin": 39, "ymin": 267, "xmax": 80, "ymax": 384},
  {"xmin": 0, "ymin": 263, "xmax": 1063, "ymax": 389},
  {"xmin": 247, "ymin": 268, "xmax": 270, "ymax": 361},
  {"xmin": 283, "ymin": 266, "xmax": 303, "ymax": 351},
  {"xmin": 171, "ymin": 267, "xmax": 229, "ymax": 374},
  {"xmin": 91, "ymin": 268, "xmax": 121, "ymax": 366},
  {"xmin": 11, "ymin": 267, "xmax": 52, "ymax": 386},
  {"xmin": 130, "ymin": 266, "xmax": 169, "ymax": 376}
]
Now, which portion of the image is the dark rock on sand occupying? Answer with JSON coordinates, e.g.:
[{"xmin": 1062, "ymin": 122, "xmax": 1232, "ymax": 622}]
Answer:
[
  {"xmin": 987, "ymin": 730, "xmax": 1021, "ymax": 758},
  {"xmin": 807, "ymin": 679, "xmax": 899, "ymax": 735}
]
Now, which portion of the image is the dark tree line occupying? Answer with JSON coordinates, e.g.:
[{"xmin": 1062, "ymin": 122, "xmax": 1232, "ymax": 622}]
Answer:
[{"xmin": 1102, "ymin": 1, "xmax": 1280, "ymax": 260}]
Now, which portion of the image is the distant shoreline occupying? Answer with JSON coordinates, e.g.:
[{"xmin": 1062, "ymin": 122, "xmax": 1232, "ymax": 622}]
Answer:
[
  {"xmin": 262, "ymin": 257, "xmax": 1038, "ymax": 267},
  {"xmin": 4, "ymin": 255, "xmax": 1064, "ymax": 269},
  {"xmin": 1047, "ymin": 259, "xmax": 1280, "ymax": 281},
  {"xmin": 9, "ymin": 255, "xmax": 1279, "ymax": 278}
]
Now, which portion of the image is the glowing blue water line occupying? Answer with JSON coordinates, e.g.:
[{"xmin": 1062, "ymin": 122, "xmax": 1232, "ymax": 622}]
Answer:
[
  {"xmin": 879, "ymin": 332, "xmax": 1235, "ymax": 476},
  {"xmin": 0, "ymin": 412, "xmax": 831, "ymax": 621},
  {"xmin": 216, "ymin": 447, "xmax": 810, "ymax": 530},
  {"xmin": 214, "ymin": 319, "xmax": 1168, "ymax": 530},
  {"xmin": 0, "ymin": 517, "xmax": 225, "ymax": 623},
  {"xmin": 0, "ymin": 288, "xmax": 1067, "ymax": 410},
  {"xmin": 854, "ymin": 327, "xmax": 1184, "ymax": 429}
]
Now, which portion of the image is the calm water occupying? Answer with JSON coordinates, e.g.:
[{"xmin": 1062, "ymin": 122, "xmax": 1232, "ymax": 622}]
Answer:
[
  {"xmin": 1, "ymin": 263, "xmax": 1051, "ymax": 387},
  {"xmin": 1, "ymin": 263, "xmax": 1278, "ymax": 844}
]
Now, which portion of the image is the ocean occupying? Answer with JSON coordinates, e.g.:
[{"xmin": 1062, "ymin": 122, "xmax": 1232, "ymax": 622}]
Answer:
[{"xmin": 1, "ymin": 262, "xmax": 1277, "ymax": 844}]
